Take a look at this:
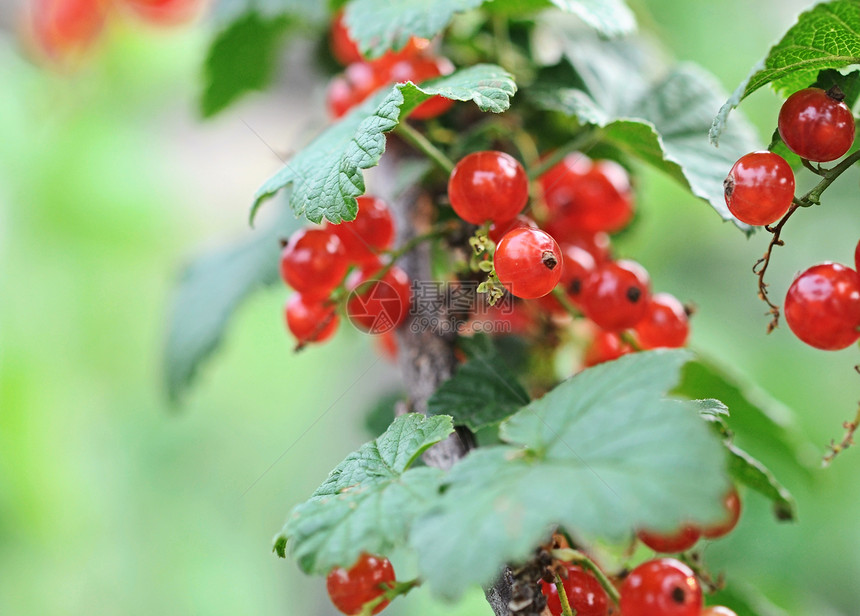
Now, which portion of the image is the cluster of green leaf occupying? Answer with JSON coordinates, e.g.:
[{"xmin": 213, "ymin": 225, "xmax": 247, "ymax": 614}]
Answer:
[{"xmin": 276, "ymin": 352, "xmax": 734, "ymax": 596}]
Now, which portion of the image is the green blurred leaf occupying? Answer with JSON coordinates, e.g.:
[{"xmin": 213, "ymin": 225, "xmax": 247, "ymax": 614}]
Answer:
[
  {"xmin": 412, "ymin": 351, "xmax": 729, "ymax": 599},
  {"xmin": 202, "ymin": 12, "xmax": 291, "ymax": 117},
  {"xmin": 344, "ymin": 0, "xmax": 634, "ymax": 57},
  {"xmin": 363, "ymin": 391, "xmax": 404, "ymax": 437},
  {"xmin": 711, "ymin": 0, "xmax": 860, "ymax": 143},
  {"xmin": 252, "ymin": 64, "xmax": 517, "ymax": 224},
  {"xmin": 275, "ymin": 414, "xmax": 454, "ymax": 574},
  {"xmin": 163, "ymin": 204, "xmax": 300, "ymax": 403},
  {"xmin": 676, "ymin": 357, "xmax": 815, "ymax": 478},
  {"xmin": 532, "ymin": 37, "xmax": 759, "ymax": 230},
  {"xmin": 428, "ymin": 335, "xmax": 530, "ymax": 431},
  {"xmin": 726, "ymin": 442, "xmax": 796, "ymax": 521}
]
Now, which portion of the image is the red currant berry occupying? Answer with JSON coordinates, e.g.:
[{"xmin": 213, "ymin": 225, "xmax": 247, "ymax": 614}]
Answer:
[
  {"xmin": 701, "ymin": 488, "xmax": 742, "ymax": 539},
  {"xmin": 121, "ymin": 0, "xmax": 202, "ymax": 25},
  {"xmin": 637, "ymin": 525, "xmax": 701, "ymax": 553},
  {"xmin": 583, "ymin": 331, "xmax": 632, "ymax": 367},
  {"xmin": 388, "ymin": 56, "xmax": 455, "ymax": 119},
  {"xmin": 346, "ymin": 264, "xmax": 412, "ymax": 333},
  {"xmin": 326, "ymin": 553, "xmax": 396, "ymax": 615},
  {"xmin": 279, "ymin": 228, "xmax": 349, "ymax": 300},
  {"xmin": 284, "ymin": 294, "xmax": 339, "ymax": 345},
  {"xmin": 30, "ymin": 0, "xmax": 106, "ymax": 61},
  {"xmin": 855, "ymin": 239, "xmax": 860, "ymax": 273},
  {"xmin": 328, "ymin": 196, "xmax": 395, "ymax": 265},
  {"xmin": 634, "ymin": 293, "xmax": 690, "ymax": 349},
  {"xmin": 560, "ymin": 243, "xmax": 596, "ymax": 306},
  {"xmin": 784, "ymin": 262, "xmax": 860, "ymax": 350},
  {"xmin": 723, "ymin": 151, "xmax": 795, "ymax": 226},
  {"xmin": 702, "ymin": 607, "xmax": 738, "ymax": 616},
  {"xmin": 581, "ymin": 260, "xmax": 651, "ymax": 331},
  {"xmin": 539, "ymin": 565, "xmax": 609, "ymax": 616},
  {"xmin": 542, "ymin": 155, "xmax": 634, "ymax": 233},
  {"xmin": 620, "ymin": 558, "xmax": 702, "ymax": 616},
  {"xmin": 448, "ymin": 151, "xmax": 529, "ymax": 224},
  {"xmin": 778, "ymin": 87, "xmax": 855, "ymax": 162},
  {"xmin": 327, "ymin": 61, "xmax": 388, "ymax": 119},
  {"xmin": 494, "ymin": 228, "xmax": 563, "ymax": 299},
  {"xmin": 330, "ymin": 10, "xmax": 363, "ymax": 65},
  {"xmin": 488, "ymin": 215, "xmax": 538, "ymax": 245}
]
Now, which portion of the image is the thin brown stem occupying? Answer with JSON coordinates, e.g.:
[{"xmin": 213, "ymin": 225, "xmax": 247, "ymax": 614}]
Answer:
[
  {"xmin": 822, "ymin": 366, "xmax": 860, "ymax": 467},
  {"xmin": 752, "ymin": 202, "xmax": 802, "ymax": 333}
]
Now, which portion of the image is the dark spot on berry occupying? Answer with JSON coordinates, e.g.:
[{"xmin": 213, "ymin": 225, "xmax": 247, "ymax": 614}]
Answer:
[
  {"xmin": 569, "ymin": 279, "xmax": 582, "ymax": 295},
  {"xmin": 542, "ymin": 250, "xmax": 559, "ymax": 271},
  {"xmin": 723, "ymin": 174, "xmax": 734, "ymax": 198},
  {"xmin": 826, "ymin": 84, "xmax": 846, "ymax": 102},
  {"xmin": 279, "ymin": 237, "xmax": 289, "ymax": 248},
  {"xmin": 671, "ymin": 586, "xmax": 686, "ymax": 604},
  {"xmin": 626, "ymin": 286, "xmax": 642, "ymax": 303}
]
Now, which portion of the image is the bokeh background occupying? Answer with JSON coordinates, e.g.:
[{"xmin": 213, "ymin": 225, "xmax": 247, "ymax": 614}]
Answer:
[{"xmin": 1, "ymin": 0, "xmax": 859, "ymax": 614}]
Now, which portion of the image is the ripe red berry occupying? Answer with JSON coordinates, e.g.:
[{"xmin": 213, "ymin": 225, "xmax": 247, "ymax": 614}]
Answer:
[
  {"xmin": 539, "ymin": 565, "xmax": 609, "ymax": 616},
  {"xmin": 784, "ymin": 262, "xmax": 860, "ymax": 350},
  {"xmin": 637, "ymin": 525, "xmax": 701, "ymax": 553},
  {"xmin": 30, "ymin": 0, "xmax": 106, "ymax": 61},
  {"xmin": 488, "ymin": 215, "xmax": 538, "ymax": 245},
  {"xmin": 723, "ymin": 151, "xmax": 795, "ymax": 226},
  {"xmin": 541, "ymin": 154, "xmax": 634, "ymax": 233},
  {"xmin": 701, "ymin": 488, "xmax": 742, "ymax": 540},
  {"xmin": 346, "ymin": 264, "xmax": 412, "ymax": 333},
  {"xmin": 634, "ymin": 293, "xmax": 690, "ymax": 349},
  {"xmin": 583, "ymin": 331, "xmax": 632, "ymax": 367},
  {"xmin": 581, "ymin": 260, "xmax": 651, "ymax": 331},
  {"xmin": 285, "ymin": 295, "xmax": 339, "ymax": 345},
  {"xmin": 279, "ymin": 228, "xmax": 349, "ymax": 300},
  {"xmin": 326, "ymin": 553, "xmax": 396, "ymax": 615},
  {"xmin": 620, "ymin": 558, "xmax": 702, "ymax": 616},
  {"xmin": 855, "ymin": 239, "xmax": 860, "ymax": 273},
  {"xmin": 560, "ymin": 243, "xmax": 596, "ymax": 306},
  {"xmin": 448, "ymin": 151, "xmax": 529, "ymax": 224},
  {"xmin": 388, "ymin": 56, "xmax": 455, "ymax": 119},
  {"xmin": 330, "ymin": 10, "xmax": 363, "ymax": 65},
  {"xmin": 702, "ymin": 607, "xmax": 738, "ymax": 616},
  {"xmin": 328, "ymin": 196, "xmax": 396, "ymax": 265},
  {"xmin": 778, "ymin": 87, "xmax": 855, "ymax": 162},
  {"xmin": 326, "ymin": 61, "xmax": 387, "ymax": 119},
  {"xmin": 121, "ymin": 0, "xmax": 202, "ymax": 25},
  {"xmin": 494, "ymin": 228, "xmax": 563, "ymax": 299}
]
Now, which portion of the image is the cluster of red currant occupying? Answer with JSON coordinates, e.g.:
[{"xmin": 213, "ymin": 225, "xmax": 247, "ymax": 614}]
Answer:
[
  {"xmin": 321, "ymin": 485, "xmax": 740, "ymax": 616},
  {"xmin": 724, "ymin": 87, "xmax": 860, "ymax": 350},
  {"xmin": 326, "ymin": 11, "xmax": 454, "ymax": 120},
  {"xmin": 25, "ymin": 0, "xmax": 201, "ymax": 63},
  {"xmin": 279, "ymin": 196, "xmax": 412, "ymax": 348},
  {"xmin": 447, "ymin": 149, "xmax": 691, "ymax": 366}
]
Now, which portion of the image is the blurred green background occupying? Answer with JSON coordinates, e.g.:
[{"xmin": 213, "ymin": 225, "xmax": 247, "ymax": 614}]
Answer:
[{"xmin": 1, "ymin": 1, "xmax": 859, "ymax": 614}]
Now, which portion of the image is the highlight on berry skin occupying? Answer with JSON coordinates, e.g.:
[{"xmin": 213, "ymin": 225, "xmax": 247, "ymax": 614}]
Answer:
[{"xmin": 778, "ymin": 87, "xmax": 856, "ymax": 163}]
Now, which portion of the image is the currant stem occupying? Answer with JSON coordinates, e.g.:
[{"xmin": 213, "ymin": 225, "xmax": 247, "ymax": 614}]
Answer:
[
  {"xmin": 551, "ymin": 548, "xmax": 621, "ymax": 605},
  {"xmin": 822, "ymin": 367, "xmax": 860, "ymax": 467},
  {"xmin": 395, "ymin": 121, "xmax": 455, "ymax": 175},
  {"xmin": 796, "ymin": 148, "xmax": 860, "ymax": 207},
  {"xmin": 554, "ymin": 572, "xmax": 577, "ymax": 616},
  {"xmin": 551, "ymin": 286, "xmax": 583, "ymax": 318},
  {"xmin": 752, "ymin": 202, "xmax": 801, "ymax": 332},
  {"xmin": 528, "ymin": 129, "xmax": 601, "ymax": 180},
  {"xmin": 358, "ymin": 579, "xmax": 421, "ymax": 616}
]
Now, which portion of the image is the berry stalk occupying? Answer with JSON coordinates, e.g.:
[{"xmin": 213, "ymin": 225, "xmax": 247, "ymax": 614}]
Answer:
[{"xmin": 551, "ymin": 548, "xmax": 621, "ymax": 605}]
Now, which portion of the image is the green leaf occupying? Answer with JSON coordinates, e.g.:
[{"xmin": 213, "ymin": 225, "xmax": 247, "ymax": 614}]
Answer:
[
  {"xmin": 411, "ymin": 351, "xmax": 729, "ymax": 599},
  {"xmin": 675, "ymin": 357, "xmax": 815, "ymax": 478},
  {"xmin": 201, "ymin": 11, "xmax": 291, "ymax": 117},
  {"xmin": 163, "ymin": 203, "xmax": 301, "ymax": 403},
  {"xmin": 252, "ymin": 64, "xmax": 516, "ymax": 224},
  {"xmin": 711, "ymin": 0, "xmax": 860, "ymax": 143},
  {"xmin": 275, "ymin": 414, "xmax": 454, "ymax": 574},
  {"xmin": 545, "ymin": 0, "xmax": 636, "ymax": 37},
  {"xmin": 428, "ymin": 335, "xmax": 530, "ymax": 431},
  {"xmin": 726, "ymin": 442, "xmax": 796, "ymax": 521},
  {"xmin": 344, "ymin": 0, "xmax": 634, "ymax": 58},
  {"xmin": 344, "ymin": 0, "xmax": 487, "ymax": 58},
  {"xmin": 532, "ymin": 37, "xmax": 760, "ymax": 230}
]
